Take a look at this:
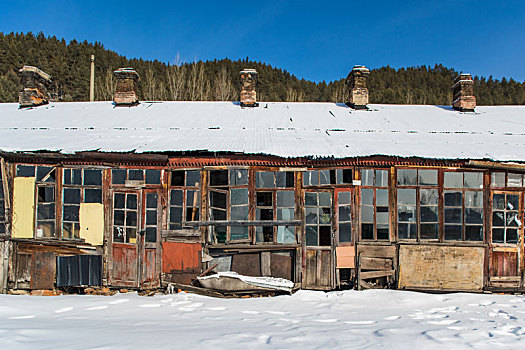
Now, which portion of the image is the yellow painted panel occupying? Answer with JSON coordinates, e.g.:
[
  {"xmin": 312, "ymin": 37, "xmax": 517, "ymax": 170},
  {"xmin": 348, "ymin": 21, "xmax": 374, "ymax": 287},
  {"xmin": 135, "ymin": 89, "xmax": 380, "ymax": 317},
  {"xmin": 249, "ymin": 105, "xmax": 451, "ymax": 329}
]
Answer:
[
  {"xmin": 79, "ymin": 203, "xmax": 104, "ymax": 246},
  {"xmin": 12, "ymin": 177, "xmax": 36, "ymax": 238},
  {"xmin": 128, "ymin": 238, "xmax": 137, "ymax": 244}
]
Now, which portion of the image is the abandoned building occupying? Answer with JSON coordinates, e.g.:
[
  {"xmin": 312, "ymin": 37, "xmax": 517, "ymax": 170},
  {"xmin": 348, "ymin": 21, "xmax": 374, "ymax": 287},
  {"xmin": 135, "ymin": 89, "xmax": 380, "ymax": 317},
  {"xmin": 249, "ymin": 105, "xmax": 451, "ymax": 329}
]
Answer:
[{"xmin": 0, "ymin": 64, "xmax": 524, "ymax": 295}]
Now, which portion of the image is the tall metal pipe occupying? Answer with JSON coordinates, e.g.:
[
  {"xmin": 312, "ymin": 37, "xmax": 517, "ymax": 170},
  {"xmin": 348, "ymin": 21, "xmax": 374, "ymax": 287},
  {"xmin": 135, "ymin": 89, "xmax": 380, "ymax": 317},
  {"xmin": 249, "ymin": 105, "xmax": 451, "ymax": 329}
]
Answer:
[{"xmin": 89, "ymin": 55, "xmax": 95, "ymax": 102}]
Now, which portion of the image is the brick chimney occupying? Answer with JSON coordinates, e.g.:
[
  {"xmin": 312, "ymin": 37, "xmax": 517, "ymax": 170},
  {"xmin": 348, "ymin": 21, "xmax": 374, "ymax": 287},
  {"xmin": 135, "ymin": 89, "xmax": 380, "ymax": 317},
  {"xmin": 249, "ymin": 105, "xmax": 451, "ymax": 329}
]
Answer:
[
  {"xmin": 452, "ymin": 73, "xmax": 476, "ymax": 112},
  {"xmin": 18, "ymin": 66, "xmax": 52, "ymax": 108},
  {"xmin": 113, "ymin": 68, "xmax": 140, "ymax": 106},
  {"xmin": 346, "ymin": 65, "xmax": 370, "ymax": 109},
  {"xmin": 240, "ymin": 69, "xmax": 258, "ymax": 107}
]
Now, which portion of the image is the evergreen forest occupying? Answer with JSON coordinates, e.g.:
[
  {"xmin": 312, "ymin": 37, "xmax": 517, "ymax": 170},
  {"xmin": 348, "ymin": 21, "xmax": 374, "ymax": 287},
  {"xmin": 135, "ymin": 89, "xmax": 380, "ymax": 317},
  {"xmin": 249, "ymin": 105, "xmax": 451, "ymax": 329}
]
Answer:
[{"xmin": 1, "ymin": 32, "xmax": 524, "ymax": 105}]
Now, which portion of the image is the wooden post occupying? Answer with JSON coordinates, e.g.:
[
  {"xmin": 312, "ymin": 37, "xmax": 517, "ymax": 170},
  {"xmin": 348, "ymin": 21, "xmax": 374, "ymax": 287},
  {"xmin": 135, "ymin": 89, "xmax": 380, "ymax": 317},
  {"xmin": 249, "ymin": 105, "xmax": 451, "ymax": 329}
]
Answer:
[{"xmin": 90, "ymin": 55, "xmax": 95, "ymax": 102}]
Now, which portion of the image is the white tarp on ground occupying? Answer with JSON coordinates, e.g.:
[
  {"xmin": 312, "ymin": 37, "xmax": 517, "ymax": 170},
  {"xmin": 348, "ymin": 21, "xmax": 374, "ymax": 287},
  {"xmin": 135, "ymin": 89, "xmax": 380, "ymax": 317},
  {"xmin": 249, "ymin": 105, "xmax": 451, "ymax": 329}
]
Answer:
[
  {"xmin": 0, "ymin": 101, "xmax": 525, "ymax": 161},
  {"xmin": 0, "ymin": 290, "xmax": 524, "ymax": 349}
]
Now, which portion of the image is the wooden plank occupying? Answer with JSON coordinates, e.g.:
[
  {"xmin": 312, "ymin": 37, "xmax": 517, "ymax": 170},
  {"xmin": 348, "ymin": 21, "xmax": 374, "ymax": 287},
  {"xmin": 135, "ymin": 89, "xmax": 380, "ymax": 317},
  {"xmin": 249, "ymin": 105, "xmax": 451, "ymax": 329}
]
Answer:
[
  {"xmin": 357, "ymin": 245, "xmax": 396, "ymax": 258},
  {"xmin": 305, "ymin": 250, "xmax": 316, "ymax": 286},
  {"xmin": 261, "ymin": 251, "xmax": 271, "ymax": 277},
  {"xmin": 489, "ymin": 276, "xmax": 521, "ymax": 282},
  {"xmin": 184, "ymin": 220, "xmax": 302, "ymax": 227},
  {"xmin": 492, "ymin": 246, "xmax": 518, "ymax": 253},
  {"xmin": 359, "ymin": 270, "xmax": 395, "ymax": 279},
  {"xmin": 319, "ymin": 250, "xmax": 331, "ymax": 287},
  {"xmin": 361, "ymin": 257, "xmax": 392, "ymax": 270},
  {"xmin": 490, "ymin": 282, "xmax": 520, "ymax": 288},
  {"xmin": 161, "ymin": 229, "xmax": 201, "ymax": 238},
  {"xmin": 359, "ymin": 279, "xmax": 375, "ymax": 289}
]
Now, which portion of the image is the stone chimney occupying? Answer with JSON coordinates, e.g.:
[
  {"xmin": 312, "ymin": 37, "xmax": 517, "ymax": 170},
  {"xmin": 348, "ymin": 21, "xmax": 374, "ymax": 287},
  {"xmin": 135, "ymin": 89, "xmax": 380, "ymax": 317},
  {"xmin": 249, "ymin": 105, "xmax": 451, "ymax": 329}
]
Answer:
[
  {"xmin": 113, "ymin": 68, "xmax": 140, "ymax": 106},
  {"xmin": 452, "ymin": 73, "xmax": 476, "ymax": 112},
  {"xmin": 345, "ymin": 65, "xmax": 370, "ymax": 109},
  {"xmin": 18, "ymin": 66, "xmax": 52, "ymax": 108},
  {"xmin": 240, "ymin": 69, "xmax": 258, "ymax": 107}
]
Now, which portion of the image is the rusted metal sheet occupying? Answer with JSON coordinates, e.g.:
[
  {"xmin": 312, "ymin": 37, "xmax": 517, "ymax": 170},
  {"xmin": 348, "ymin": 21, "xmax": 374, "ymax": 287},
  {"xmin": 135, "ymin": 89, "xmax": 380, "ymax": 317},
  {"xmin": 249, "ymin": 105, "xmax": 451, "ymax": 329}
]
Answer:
[
  {"xmin": 111, "ymin": 243, "xmax": 138, "ymax": 287},
  {"xmin": 231, "ymin": 253, "xmax": 261, "ymax": 277},
  {"xmin": 31, "ymin": 251, "xmax": 55, "ymax": 290},
  {"xmin": 398, "ymin": 245, "xmax": 484, "ymax": 291},
  {"xmin": 161, "ymin": 242, "xmax": 201, "ymax": 285}
]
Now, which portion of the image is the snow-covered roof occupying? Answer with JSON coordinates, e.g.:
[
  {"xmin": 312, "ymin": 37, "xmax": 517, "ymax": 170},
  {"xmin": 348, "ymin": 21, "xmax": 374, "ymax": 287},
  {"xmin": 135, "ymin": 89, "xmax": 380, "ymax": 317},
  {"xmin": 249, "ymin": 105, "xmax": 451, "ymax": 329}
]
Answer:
[{"xmin": 0, "ymin": 101, "xmax": 524, "ymax": 162}]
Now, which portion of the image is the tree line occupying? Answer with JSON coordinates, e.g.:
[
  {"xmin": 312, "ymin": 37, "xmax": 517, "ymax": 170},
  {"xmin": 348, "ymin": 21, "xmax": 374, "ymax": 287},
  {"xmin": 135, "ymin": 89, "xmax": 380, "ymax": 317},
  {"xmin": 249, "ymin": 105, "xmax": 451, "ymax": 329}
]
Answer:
[{"xmin": 0, "ymin": 32, "xmax": 524, "ymax": 105}]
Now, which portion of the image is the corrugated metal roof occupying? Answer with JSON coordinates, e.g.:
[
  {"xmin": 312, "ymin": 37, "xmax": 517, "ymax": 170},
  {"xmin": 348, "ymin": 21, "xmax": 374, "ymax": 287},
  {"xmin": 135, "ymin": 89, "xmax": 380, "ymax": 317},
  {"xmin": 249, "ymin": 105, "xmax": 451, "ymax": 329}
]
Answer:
[{"xmin": 0, "ymin": 101, "xmax": 524, "ymax": 161}]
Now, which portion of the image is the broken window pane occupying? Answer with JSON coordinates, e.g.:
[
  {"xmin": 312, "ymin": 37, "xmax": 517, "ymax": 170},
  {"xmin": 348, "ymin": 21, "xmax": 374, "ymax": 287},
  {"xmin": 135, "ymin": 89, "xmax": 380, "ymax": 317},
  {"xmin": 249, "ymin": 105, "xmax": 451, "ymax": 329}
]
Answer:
[
  {"xmin": 256, "ymin": 192, "xmax": 273, "ymax": 206},
  {"xmin": 303, "ymin": 171, "xmax": 319, "ymax": 186},
  {"xmin": 37, "ymin": 166, "xmax": 54, "ymax": 182},
  {"xmin": 444, "ymin": 191, "xmax": 462, "ymax": 206},
  {"xmin": 305, "ymin": 226, "xmax": 318, "ymax": 246},
  {"xmin": 186, "ymin": 190, "xmax": 200, "ymax": 207},
  {"xmin": 277, "ymin": 226, "xmax": 295, "ymax": 243},
  {"xmin": 210, "ymin": 191, "xmax": 227, "ymax": 209},
  {"xmin": 229, "ymin": 169, "xmax": 248, "ymax": 186},
  {"xmin": 38, "ymin": 186, "xmax": 55, "ymax": 202},
  {"xmin": 256, "ymin": 171, "xmax": 274, "ymax": 188},
  {"xmin": 319, "ymin": 170, "xmax": 330, "ymax": 185},
  {"xmin": 277, "ymin": 208, "xmax": 294, "ymax": 220},
  {"xmin": 210, "ymin": 170, "xmax": 228, "ymax": 186}
]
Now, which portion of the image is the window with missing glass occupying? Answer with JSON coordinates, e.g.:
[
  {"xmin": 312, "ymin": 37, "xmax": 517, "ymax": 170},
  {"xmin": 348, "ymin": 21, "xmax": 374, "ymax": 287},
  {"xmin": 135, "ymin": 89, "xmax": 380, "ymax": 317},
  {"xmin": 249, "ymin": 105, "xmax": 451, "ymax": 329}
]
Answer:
[
  {"xmin": 62, "ymin": 168, "xmax": 103, "ymax": 239},
  {"xmin": 303, "ymin": 169, "xmax": 352, "ymax": 186},
  {"xmin": 111, "ymin": 169, "xmax": 162, "ymax": 185},
  {"xmin": 397, "ymin": 169, "xmax": 439, "ymax": 240},
  {"xmin": 169, "ymin": 170, "xmax": 201, "ymax": 230},
  {"xmin": 34, "ymin": 166, "xmax": 57, "ymax": 238},
  {"xmin": 209, "ymin": 169, "xmax": 249, "ymax": 243},
  {"xmin": 444, "ymin": 171, "xmax": 484, "ymax": 241},
  {"xmin": 492, "ymin": 193, "xmax": 521, "ymax": 244},
  {"xmin": 255, "ymin": 189, "xmax": 296, "ymax": 244},
  {"xmin": 360, "ymin": 169, "xmax": 389, "ymax": 240}
]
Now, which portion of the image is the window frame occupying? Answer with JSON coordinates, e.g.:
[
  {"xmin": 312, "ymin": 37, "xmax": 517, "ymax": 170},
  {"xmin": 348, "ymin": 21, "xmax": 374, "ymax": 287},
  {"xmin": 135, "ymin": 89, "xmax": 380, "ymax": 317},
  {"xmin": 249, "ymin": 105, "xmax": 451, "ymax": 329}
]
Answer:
[
  {"xmin": 168, "ymin": 169, "xmax": 201, "ymax": 231},
  {"xmin": 359, "ymin": 168, "xmax": 390, "ymax": 241}
]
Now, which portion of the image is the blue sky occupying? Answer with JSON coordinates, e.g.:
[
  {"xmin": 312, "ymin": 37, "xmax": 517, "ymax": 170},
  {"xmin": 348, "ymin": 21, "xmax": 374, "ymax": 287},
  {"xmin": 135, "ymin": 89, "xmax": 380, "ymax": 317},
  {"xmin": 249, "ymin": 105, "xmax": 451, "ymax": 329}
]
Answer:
[{"xmin": 1, "ymin": 0, "xmax": 524, "ymax": 82}]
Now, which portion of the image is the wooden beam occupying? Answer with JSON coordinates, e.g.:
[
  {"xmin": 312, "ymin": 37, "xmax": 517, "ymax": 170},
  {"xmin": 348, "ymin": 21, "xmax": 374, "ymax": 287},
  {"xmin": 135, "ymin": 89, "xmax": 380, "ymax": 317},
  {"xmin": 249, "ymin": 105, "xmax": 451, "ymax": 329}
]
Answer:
[
  {"xmin": 359, "ymin": 270, "xmax": 395, "ymax": 280},
  {"xmin": 360, "ymin": 257, "xmax": 392, "ymax": 270},
  {"xmin": 184, "ymin": 220, "xmax": 302, "ymax": 227}
]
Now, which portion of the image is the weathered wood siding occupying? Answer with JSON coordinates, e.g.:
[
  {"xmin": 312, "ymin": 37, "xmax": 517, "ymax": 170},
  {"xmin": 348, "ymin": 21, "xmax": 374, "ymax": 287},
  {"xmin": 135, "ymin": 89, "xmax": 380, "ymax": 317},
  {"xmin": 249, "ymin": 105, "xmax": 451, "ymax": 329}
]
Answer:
[{"xmin": 398, "ymin": 245, "xmax": 484, "ymax": 291}]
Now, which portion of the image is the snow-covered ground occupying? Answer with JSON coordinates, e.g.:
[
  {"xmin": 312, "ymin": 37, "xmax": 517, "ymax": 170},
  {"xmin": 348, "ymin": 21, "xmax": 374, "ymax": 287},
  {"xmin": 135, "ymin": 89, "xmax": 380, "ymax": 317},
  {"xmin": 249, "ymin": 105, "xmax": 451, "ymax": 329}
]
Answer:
[{"xmin": 1, "ymin": 290, "xmax": 524, "ymax": 349}]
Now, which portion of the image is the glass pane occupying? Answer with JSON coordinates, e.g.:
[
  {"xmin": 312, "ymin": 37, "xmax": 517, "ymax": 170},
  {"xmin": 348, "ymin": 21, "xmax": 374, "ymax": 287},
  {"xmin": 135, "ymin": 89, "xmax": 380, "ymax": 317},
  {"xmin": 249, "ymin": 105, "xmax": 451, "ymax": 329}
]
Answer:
[
  {"xmin": 420, "ymin": 206, "xmax": 438, "ymax": 222},
  {"xmin": 507, "ymin": 194, "xmax": 519, "ymax": 210},
  {"xmin": 465, "ymin": 208, "xmax": 483, "ymax": 224},
  {"xmin": 170, "ymin": 189, "xmax": 183, "ymax": 206},
  {"xmin": 145, "ymin": 227, "xmax": 157, "ymax": 242},
  {"xmin": 145, "ymin": 170, "xmax": 161, "ymax": 185},
  {"xmin": 231, "ymin": 226, "xmax": 249, "ymax": 240},
  {"xmin": 128, "ymin": 170, "xmax": 143, "ymax": 181},
  {"xmin": 338, "ymin": 169, "xmax": 352, "ymax": 184},
  {"xmin": 256, "ymin": 172, "xmax": 274, "ymax": 188},
  {"xmin": 506, "ymin": 229, "xmax": 518, "ymax": 244},
  {"xmin": 84, "ymin": 169, "xmax": 102, "ymax": 186},
  {"xmin": 126, "ymin": 194, "xmax": 137, "ymax": 209},
  {"xmin": 361, "ymin": 205, "xmax": 374, "ymax": 223},
  {"xmin": 303, "ymin": 171, "xmax": 319, "ymax": 186},
  {"xmin": 492, "ymin": 228, "xmax": 504, "ymax": 243},
  {"xmin": 186, "ymin": 190, "xmax": 200, "ymax": 207},
  {"xmin": 319, "ymin": 170, "xmax": 330, "ymax": 185},
  {"xmin": 209, "ymin": 170, "xmax": 228, "ymax": 186},
  {"xmin": 255, "ymin": 226, "xmax": 273, "ymax": 243},
  {"xmin": 506, "ymin": 212, "xmax": 520, "ymax": 227},
  {"xmin": 210, "ymin": 208, "xmax": 226, "ymax": 220},
  {"xmin": 146, "ymin": 193, "xmax": 158, "ymax": 208},
  {"xmin": 492, "ymin": 211, "xmax": 504, "ymax": 227},
  {"xmin": 37, "ymin": 204, "xmax": 55, "ymax": 220},
  {"xmin": 319, "ymin": 208, "xmax": 331, "ymax": 224},
  {"xmin": 171, "ymin": 171, "xmax": 185, "ymax": 186},
  {"xmin": 338, "ymin": 206, "xmax": 351, "ymax": 222},
  {"xmin": 37, "ymin": 166, "xmax": 54, "ymax": 182},
  {"xmin": 361, "ymin": 223, "xmax": 373, "ymax": 239},
  {"xmin": 465, "ymin": 191, "xmax": 483, "ymax": 208},
  {"xmin": 361, "ymin": 188, "xmax": 374, "ymax": 205},
  {"xmin": 445, "ymin": 208, "xmax": 462, "ymax": 223},
  {"xmin": 231, "ymin": 188, "xmax": 248, "ymax": 205},
  {"xmin": 492, "ymin": 194, "xmax": 505, "ymax": 210},
  {"xmin": 491, "ymin": 172, "xmax": 505, "ymax": 188},
  {"xmin": 231, "ymin": 206, "xmax": 249, "ymax": 220},
  {"xmin": 112, "ymin": 170, "xmax": 126, "ymax": 184},
  {"xmin": 126, "ymin": 228, "xmax": 137, "ymax": 243},
  {"xmin": 418, "ymin": 169, "xmax": 438, "ymax": 186},
  {"xmin": 398, "ymin": 205, "xmax": 416, "ymax": 222},
  {"xmin": 63, "ymin": 188, "xmax": 81, "ymax": 204},
  {"xmin": 444, "ymin": 172, "xmax": 463, "ymax": 188},
  {"xmin": 375, "ymin": 170, "xmax": 388, "ymax": 187},
  {"xmin": 339, "ymin": 223, "xmax": 351, "ymax": 242},
  {"xmin": 277, "ymin": 226, "xmax": 296, "ymax": 244},
  {"xmin": 444, "ymin": 225, "xmax": 462, "ymax": 240},
  {"xmin": 464, "ymin": 172, "xmax": 483, "ymax": 189},
  {"xmin": 229, "ymin": 169, "xmax": 248, "ymax": 186},
  {"xmin": 62, "ymin": 222, "xmax": 79, "ymax": 239},
  {"xmin": 126, "ymin": 211, "xmax": 137, "ymax": 227},
  {"xmin": 420, "ymin": 224, "xmax": 438, "ymax": 240},
  {"xmin": 277, "ymin": 208, "xmax": 294, "ymax": 221},
  {"xmin": 63, "ymin": 205, "xmax": 79, "ymax": 222},
  {"xmin": 276, "ymin": 172, "xmax": 286, "ymax": 187},
  {"xmin": 306, "ymin": 226, "xmax": 318, "ymax": 246},
  {"xmin": 339, "ymin": 192, "xmax": 351, "ymax": 205},
  {"xmin": 114, "ymin": 210, "xmax": 125, "ymax": 225},
  {"xmin": 256, "ymin": 192, "xmax": 273, "ymax": 206},
  {"xmin": 186, "ymin": 170, "xmax": 200, "ymax": 187},
  {"xmin": 277, "ymin": 191, "xmax": 295, "ymax": 207},
  {"xmin": 16, "ymin": 165, "xmax": 35, "ymax": 177},
  {"xmin": 361, "ymin": 169, "xmax": 374, "ymax": 186},
  {"xmin": 305, "ymin": 208, "xmax": 318, "ymax": 224},
  {"xmin": 507, "ymin": 173, "xmax": 522, "ymax": 187},
  {"xmin": 444, "ymin": 191, "xmax": 462, "ymax": 206},
  {"xmin": 85, "ymin": 189, "xmax": 102, "ymax": 203},
  {"xmin": 318, "ymin": 192, "xmax": 331, "ymax": 206},
  {"xmin": 170, "ymin": 207, "xmax": 182, "ymax": 224},
  {"xmin": 397, "ymin": 189, "xmax": 416, "ymax": 205},
  {"xmin": 210, "ymin": 191, "xmax": 227, "ymax": 209},
  {"xmin": 420, "ymin": 189, "xmax": 438, "ymax": 205},
  {"xmin": 114, "ymin": 193, "xmax": 125, "ymax": 208},
  {"xmin": 376, "ymin": 189, "xmax": 389, "ymax": 206},
  {"xmin": 305, "ymin": 192, "xmax": 317, "ymax": 206},
  {"xmin": 146, "ymin": 210, "xmax": 156, "ymax": 225},
  {"xmin": 38, "ymin": 186, "xmax": 55, "ymax": 202},
  {"xmin": 465, "ymin": 226, "xmax": 483, "ymax": 241},
  {"xmin": 397, "ymin": 169, "xmax": 417, "ymax": 186}
]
